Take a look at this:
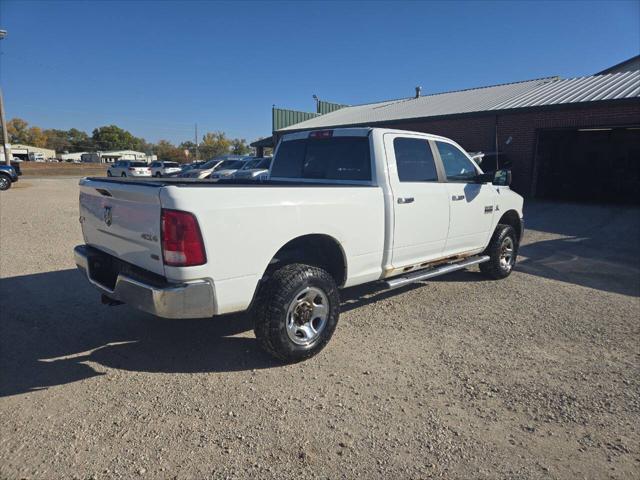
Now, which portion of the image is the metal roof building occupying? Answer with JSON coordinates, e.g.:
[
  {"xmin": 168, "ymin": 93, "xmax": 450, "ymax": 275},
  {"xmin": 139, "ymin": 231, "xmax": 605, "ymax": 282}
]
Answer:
[
  {"xmin": 278, "ymin": 71, "xmax": 639, "ymax": 132},
  {"xmin": 271, "ymin": 60, "xmax": 639, "ymax": 203}
]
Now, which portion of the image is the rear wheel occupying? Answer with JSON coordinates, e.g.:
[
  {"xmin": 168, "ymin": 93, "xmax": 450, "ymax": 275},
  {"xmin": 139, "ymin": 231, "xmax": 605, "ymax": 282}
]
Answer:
[
  {"xmin": 155, "ymin": 172, "xmax": 162, "ymax": 177},
  {"xmin": 253, "ymin": 263, "xmax": 340, "ymax": 362},
  {"xmin": 121, "ymin": 172, "xmax": 127, "ymax": 177},
  {"xmin": 0, "ymin": 175, "xmax": 11, "ymax": 191},
  {"xmin": 107, "ymin": 171, "xmax": 112, "ymax": 177},
  {"xmin": 480, "ymin": 224, "xmax": 518, "ymax": 279}
]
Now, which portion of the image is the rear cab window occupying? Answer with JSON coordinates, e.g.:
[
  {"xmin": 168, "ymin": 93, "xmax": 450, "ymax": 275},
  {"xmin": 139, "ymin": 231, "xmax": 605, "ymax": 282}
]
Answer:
[
  {"xmin": 393, "ymin": 137, "xmax": 439, "ymax": 182},
  {"xmin": 272, "ymin": 135, "xmax": 371, "ymax": 183}
]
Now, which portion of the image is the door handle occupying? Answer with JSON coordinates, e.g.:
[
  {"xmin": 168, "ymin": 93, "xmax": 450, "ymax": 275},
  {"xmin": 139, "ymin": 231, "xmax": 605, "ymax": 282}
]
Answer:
[
  {"xmin": 451, "ymin": 195, "xmax": 465, "ymax": 201},
  {"xmin": 397, "ymin": 197, "xmax": 414, "ymax": 204}
]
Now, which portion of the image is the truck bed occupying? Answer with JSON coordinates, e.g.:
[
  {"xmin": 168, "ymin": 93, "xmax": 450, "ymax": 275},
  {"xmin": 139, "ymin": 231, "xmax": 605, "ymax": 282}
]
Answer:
[
  {"xmin": 86, "ymin": 177, "xmax": 376, "ymax": 188},
  {"xmin": 79, "ymin": 176, "xmax": 386, "ymax": 314}
]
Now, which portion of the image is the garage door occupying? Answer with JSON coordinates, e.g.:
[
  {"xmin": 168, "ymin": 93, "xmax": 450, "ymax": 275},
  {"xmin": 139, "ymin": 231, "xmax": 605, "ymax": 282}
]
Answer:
[{"xmin": 535, "ymin": 127, "xmax": 640, "ymax": 204}]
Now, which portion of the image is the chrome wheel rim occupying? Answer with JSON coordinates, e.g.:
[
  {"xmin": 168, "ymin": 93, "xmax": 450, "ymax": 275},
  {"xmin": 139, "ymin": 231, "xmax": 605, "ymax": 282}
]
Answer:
[
  {"xmin": 0, "ymin": 177, "xmax": 8, "ymax": 189},
  {"xmin": 500, "ymin": 236, "xmax": 515, "ymax": 271},
  {"xmin": 286, "ymin": 286, "xmax": 329, "ymax": 346}
]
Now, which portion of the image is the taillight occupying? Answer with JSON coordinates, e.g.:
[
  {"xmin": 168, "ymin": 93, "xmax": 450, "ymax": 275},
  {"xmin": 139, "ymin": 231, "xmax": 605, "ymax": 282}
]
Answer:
[{"xmin": 161, "ymin": 209, "xmax": 206, "ymax": 266}]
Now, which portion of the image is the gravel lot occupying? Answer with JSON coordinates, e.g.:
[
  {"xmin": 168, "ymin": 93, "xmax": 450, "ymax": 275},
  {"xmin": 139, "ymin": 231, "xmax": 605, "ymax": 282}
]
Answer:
[{"xmin": 1, "ymin": 178, "xmax": 638, "ymax": 479}]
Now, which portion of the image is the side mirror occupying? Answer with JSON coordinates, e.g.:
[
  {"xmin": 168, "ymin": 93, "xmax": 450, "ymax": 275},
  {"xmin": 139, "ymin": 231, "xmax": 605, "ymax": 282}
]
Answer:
[{"xmin": 492, "ymin": 169, "xmax": 512, "ymax": 186}]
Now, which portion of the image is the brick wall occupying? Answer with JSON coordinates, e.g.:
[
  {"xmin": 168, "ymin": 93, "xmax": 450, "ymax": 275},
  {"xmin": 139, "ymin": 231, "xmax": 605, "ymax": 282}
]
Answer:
[{"xmin": 387, "ymin": 101, "xmax": 640, "ymax": 195}]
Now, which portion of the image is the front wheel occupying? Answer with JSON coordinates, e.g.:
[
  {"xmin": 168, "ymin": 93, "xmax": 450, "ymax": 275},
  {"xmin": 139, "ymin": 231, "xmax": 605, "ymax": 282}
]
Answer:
[
  {"xmin": 121, "ymin": 172, "xmax": 127, "ymax": 177},
  {"xmin": 253, "ymin": 263, "xmax": 340, "ymax": 362},
  {"xmin": 155, "ymin": 172, "xmax": 162, "ymax": 177},
  {"xmin": 480, "ymin": 224, "xmax": 518, "ymax": 279},
  {"xmin": 0, "ymin": 175, "xmax": 11, "ymax": 191},
  {"xmin": 107, "ymin": 170, "xmax": 112, "ymax": 177}
]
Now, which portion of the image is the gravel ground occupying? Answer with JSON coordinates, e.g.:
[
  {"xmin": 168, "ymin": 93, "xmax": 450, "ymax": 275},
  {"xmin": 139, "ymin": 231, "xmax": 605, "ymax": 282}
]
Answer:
[{"xmin": 1, "ymin": 178, "xmax": 638, "ymax": 479}]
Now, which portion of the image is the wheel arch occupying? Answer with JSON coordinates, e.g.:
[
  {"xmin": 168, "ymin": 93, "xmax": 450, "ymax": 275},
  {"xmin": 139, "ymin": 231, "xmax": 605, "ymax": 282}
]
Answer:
[
  {"xmin": 497, "ymin": 209, "xmax": 522, "ymax": 241},
  {"xmin": 262, "ymin": 234, "xmax": 348, "ymax": 287}
]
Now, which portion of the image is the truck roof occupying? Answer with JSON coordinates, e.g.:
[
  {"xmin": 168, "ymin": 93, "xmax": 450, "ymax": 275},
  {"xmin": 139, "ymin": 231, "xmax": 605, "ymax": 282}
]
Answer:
[{"xmin": 280, "ymin": 127, "xmax": 454, "ymax": 143}]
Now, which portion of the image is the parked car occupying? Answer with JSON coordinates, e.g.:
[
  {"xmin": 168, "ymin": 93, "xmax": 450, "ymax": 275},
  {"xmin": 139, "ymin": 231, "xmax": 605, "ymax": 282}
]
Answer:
[
  {"xmin": 180, "ymin": 161, "xmax": 207, "ymax": 173},
  {"xmin": 179, "ymin": 159, "xmax": 220, "ymax": 179},
  {"xmin": 230, "ymin": 157, "xmax": 272, "ymax": 180},
  {"xmin": 0, "ymin": 163, "xmax": 21, "ymax": 191},
  {"xmin": 28, "ymin": 152, "xmax": 45, "ymax": 162},
  {"xmin": 107, "ymin": 161, "xmax": 151, "ymax": 177},
  {"xmin": 208, "ymin": 156, "xmax": 254, "ymax": 181},
  {"xmin": 74, "ymin": 128, "xmax": 523, "ymax": 362},
  {"xmin": 150, "ymin": 161, "xmax": 182, "ymax": 177},
  {"xmin": 180, "ymin": 156, "xmax": 249, "ymax": 180}
]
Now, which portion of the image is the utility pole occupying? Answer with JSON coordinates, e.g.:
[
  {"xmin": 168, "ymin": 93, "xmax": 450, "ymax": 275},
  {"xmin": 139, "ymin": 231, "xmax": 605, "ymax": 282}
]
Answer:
[
  {"xmin": 0, "ymin": 29, "xmax": 11, "ymax": 166},
  {"xmin": 194, "ymin": 123, "xmax": 198, "ymax": 161},
  {"xmin": 0, "ymin": 87, "xmax": 10, "ymax": 166}
]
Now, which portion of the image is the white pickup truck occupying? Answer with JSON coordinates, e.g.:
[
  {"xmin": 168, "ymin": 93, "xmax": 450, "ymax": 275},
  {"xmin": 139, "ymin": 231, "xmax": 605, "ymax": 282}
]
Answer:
[{"xmin": 75, "ymin": 128, "xmax": 523, "ymax": 361}]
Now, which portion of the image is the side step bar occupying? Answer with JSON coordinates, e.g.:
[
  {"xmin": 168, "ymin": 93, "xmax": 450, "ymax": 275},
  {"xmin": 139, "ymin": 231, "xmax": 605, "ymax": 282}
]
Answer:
[{"xmin": 385, "ymin": 255, "xmax": 490, "ymax": 290}]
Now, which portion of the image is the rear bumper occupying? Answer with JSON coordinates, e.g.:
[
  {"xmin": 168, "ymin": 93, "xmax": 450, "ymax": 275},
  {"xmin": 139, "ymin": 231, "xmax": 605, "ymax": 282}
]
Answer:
[{"xmin": 74, "ymin": 245, "xmax": 215, "ymax": 319}]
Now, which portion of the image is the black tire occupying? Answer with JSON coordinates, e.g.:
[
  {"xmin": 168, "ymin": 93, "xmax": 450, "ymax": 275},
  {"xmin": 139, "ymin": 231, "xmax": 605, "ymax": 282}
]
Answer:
[
  {"xmin": 155, "ymin": 172, "xmax": 162, "ymax": 177},
  {"xmin": 0, "ymin": 174, "xmax": 11, "ymax": 191},
  {"xmin": 107, "ymin": 171, "xmax": 112, "ymax": 177},
  {"xmin": 253, "ymin": 263, "xmax": 340, "ymax": 362},
  {"xmin": 121, "ymin": 172, "xmax": 127, "ymax": 177},
  {"xmin": 479, "ymin": 224, "xmax": 518, "ymax": 279}
]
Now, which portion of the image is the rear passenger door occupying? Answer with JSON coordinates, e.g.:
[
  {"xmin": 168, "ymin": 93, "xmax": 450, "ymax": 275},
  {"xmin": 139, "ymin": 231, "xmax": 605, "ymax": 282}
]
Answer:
[
  {"xmin": 435, "ymin": 141, "xmax": 496, "ymax": 255},
  {"xmin": 384, "ymin": 134, "xmax": 450, "ymax": 268}
]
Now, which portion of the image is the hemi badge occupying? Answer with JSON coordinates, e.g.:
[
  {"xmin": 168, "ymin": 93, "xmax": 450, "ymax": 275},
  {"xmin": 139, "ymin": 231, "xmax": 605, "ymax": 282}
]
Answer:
[{"xmin": 484, "ymin": 206, "xmax": 494, "ymax": 213}]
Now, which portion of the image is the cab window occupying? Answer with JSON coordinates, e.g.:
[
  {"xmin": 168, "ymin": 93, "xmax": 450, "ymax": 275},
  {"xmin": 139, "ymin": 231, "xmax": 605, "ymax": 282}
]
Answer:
[
  {"xmin": 393, "ymin": 137, "xmax": 438, "ymax": 182},
  {"xmin": 436, "ymin": 142, "xmax": 477, "ymax": 181},
  {"xmin": 272, "ymin": 137, "xmax": 371, "ymax": 182}
]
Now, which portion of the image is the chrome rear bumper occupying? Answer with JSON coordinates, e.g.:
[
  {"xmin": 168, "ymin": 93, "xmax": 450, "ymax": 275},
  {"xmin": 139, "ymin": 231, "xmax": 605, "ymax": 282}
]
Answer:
[{"xmin": 74, "ymin": 245, "xmax": 215, "ymax": 319}]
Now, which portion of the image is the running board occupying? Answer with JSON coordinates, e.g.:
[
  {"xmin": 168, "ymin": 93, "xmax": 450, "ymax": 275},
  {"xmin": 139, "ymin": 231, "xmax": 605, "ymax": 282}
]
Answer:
[{"xmin": 384, "ymin": 255, "xmax": 490, "ymax": 290}]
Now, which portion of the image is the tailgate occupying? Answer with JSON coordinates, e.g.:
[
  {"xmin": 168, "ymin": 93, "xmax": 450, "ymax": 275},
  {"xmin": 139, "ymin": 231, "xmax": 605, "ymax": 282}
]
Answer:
[{"xmin": 79, "ymin": 178, "xmax": 165, "ymax": 276}]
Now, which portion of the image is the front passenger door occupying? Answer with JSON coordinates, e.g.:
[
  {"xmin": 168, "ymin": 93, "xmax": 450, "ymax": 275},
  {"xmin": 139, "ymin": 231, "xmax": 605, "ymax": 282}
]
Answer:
[{"xmin": 435, "ymin": 141, "xmax": 496, "ymax": 255}]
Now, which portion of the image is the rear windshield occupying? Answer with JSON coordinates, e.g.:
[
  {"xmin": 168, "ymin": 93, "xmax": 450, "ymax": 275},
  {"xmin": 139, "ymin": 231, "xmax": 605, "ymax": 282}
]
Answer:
[
  {"xmin": 131, "ymin": 162, "xmax": 147, "ymax": 167},
  {"xmin": 164, "ymin": 162, "xmax": 179, "ymax": 167},
  {"xmin": 271, "ymin": 137, "xmax": 371, "ymax": 182}
]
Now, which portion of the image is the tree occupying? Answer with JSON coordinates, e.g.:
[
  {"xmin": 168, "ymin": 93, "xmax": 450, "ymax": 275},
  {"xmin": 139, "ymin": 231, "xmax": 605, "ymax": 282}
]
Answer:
[
  {"xmin": 27, "ymin": 127, "xmax": 48, "ymax": 148},
  {"xmin": 199, "ymin": 131, "xmax": 231, "ymax": 159},
  {"xmin": 43, "ymin": 128, "xmax": 93, "ymax": 153},
  {"xmin": 230, "ymin": 138, "xmax": 250, "ymax": 155},
  {"xmin": 43, "ymin": 129, "xmax": 68, "ymax": 152},
  {"xmin": 7, "ymin": 118, "xmax": 30, "ymax": 144},
  {"xmin": 67, "ymin": 128, "xmax": 92, "ymax": 152},
  {"xmin": 178, "ymin": 141, "xmax": 197, "ymax": 162},
  {"xmin": 153, "ymin": 139, "xmax": 186, "ymax": 162},
  {"xmin": 92, "ymin": 125, "xmax": 146, "ymax": 151}
]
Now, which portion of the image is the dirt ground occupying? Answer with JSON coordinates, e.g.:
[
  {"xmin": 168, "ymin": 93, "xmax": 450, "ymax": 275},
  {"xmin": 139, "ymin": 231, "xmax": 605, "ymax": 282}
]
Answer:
[
  {"xmin": 17, "ymin": 163, "xmax": 108, "ymax": 177},
  {"xmin": 1, "ymin": 178, "xmax": 638, "ymax": 479}
]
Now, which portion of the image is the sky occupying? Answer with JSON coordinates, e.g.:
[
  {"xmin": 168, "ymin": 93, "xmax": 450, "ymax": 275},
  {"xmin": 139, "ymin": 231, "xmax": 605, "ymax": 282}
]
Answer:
[{"xmin": 0, "ymin": 0, "xmax": 638, "ymax": 145}]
